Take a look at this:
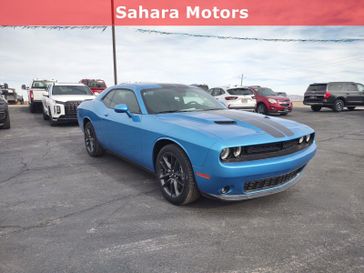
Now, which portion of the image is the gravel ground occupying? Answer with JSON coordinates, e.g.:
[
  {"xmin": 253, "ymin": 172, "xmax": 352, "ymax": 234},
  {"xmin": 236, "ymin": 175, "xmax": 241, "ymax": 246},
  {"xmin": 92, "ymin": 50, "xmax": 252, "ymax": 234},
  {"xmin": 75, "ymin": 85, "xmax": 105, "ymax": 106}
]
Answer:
[{"xmin": 0, "ymin": 105, "xmax": 363, "ymax": 273}]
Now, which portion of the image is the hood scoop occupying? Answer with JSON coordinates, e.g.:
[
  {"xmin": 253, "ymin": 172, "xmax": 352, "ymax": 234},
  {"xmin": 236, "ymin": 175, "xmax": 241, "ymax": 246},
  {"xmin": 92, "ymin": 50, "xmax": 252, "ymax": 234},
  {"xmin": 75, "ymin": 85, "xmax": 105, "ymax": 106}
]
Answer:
[{"xmin": 214, "ymin": 120, "xmax": 236, "ymax": 125}]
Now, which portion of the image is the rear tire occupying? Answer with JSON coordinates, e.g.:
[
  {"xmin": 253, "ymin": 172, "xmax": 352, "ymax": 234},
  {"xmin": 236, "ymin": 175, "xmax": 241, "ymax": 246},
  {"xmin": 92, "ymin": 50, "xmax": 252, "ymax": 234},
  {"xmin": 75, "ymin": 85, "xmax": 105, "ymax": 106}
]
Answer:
[
  {"xmin": 256, "ymin": 103, "xmax": 267, "ymax": 115},
  {"xmin": 333, "ymin": 99, "xmax": 344, "ymax": 112},
  {"xmin": 156, "ymin": 144, "xmax": 200, "ymax": 205},
  {"xmin": 347, "ymin": 107, "xmax": 355, "ymax": 111},
  {"xmin": 84, "ymin": 121, "xmax": 104, "ymax": 157},
  {"xmin": 29, "ymin": 103, "xmax": 36, "ymax": 113},
  {"xmin": 2, "ymin": 111, "xmax": 10, "ymax": 129},
  {"xmin": 311, "ymin": 105, "xmax": 321, "ymax": 112}
]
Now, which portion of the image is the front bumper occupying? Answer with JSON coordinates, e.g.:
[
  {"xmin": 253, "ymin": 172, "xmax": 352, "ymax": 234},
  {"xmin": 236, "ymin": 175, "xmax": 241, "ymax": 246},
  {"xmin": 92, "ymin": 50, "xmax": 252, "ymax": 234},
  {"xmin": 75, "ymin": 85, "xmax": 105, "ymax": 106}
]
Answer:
[
  {"xmin": 208, "ymin": 167, "xmax": 303, "ymax": 201},
  {"xmin": 268, "ymin": 104, "xmax": 292, "ymax": 113},
  {"xmin": 194, "ymin": 142, "xmax": 316, "ymax": 200}
]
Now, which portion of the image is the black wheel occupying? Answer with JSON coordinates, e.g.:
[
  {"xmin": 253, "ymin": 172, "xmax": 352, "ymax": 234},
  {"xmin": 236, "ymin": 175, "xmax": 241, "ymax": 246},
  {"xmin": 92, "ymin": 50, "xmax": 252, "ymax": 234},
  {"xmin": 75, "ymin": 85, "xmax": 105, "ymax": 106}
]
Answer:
[
  {"xmin": 156, "ymin": 144, "xmax": 200, "ymax": 205},
  {"xmin": 42, "ymin": 108, "xmax": 49, "ymax": 120},
  {"xmin": 2, "ymin": 111, "xmax": 10, "ymax": 129},
  {"xmin": 347, "ymin": 107, "xmax": 355, "ymax": 111},
  {"xmin": 311, "ymin": 105, "xmax": 321, "ymax": 112},
  {"xmin": 84, "ymin": 121, "xmax": 104, "ymax": 157},
  {"xmin": 256, "ymin": 103, "xmax": 267, "ymax": 114},
  {"xmin": 333, "ymin": 99, "xmax": 344, "ymax": 112},
  {"xmin": 48, "ymin": 107, "xmax": 57, "ymax": 126},
  {"xmin": 29, "ymin": 103, "xmax": 36, "ymax": 113}
]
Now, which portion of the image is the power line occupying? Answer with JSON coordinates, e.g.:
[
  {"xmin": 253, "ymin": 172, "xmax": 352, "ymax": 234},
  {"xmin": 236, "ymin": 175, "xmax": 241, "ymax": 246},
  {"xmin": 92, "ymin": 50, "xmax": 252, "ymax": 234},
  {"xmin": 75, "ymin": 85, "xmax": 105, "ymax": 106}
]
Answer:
[{"xmin": 136, "ymin": 28, "xmax": 364, "ymax": 43}]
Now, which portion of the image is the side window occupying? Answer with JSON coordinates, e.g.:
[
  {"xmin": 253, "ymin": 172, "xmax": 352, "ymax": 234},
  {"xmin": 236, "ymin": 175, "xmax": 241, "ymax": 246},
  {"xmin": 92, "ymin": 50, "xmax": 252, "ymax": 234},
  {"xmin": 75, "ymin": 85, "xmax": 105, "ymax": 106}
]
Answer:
[
  {"xmin": 217, "ymin": 89, "xmax": 225, "ymax": 96},
  {"xmin": 348, "ymin": 83, "xmax": 358, "ymax": 91},
  {"xmin": 357, "ymin": 84, "xmax": 364, "ymax": 92},
  {"xmin": 102, "ymin": 90, "xmax": 115, "ymax": 108},
  {"xmin": 110, "ymin": 89, "xmax": 141, "ymax": 114},
  {"xmin": 211, "ymin": 89, "xmax": 218, "ymax": 96}
]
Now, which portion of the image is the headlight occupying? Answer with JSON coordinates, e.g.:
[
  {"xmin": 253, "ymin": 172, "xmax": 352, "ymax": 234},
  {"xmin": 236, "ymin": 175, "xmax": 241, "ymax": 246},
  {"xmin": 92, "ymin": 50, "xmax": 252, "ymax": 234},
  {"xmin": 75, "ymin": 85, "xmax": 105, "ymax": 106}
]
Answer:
[
  {"xmin": 233, "ymin": 147, "xmax": 242, "ymax": 157},
  {"xmin": 298, "ymin": 137, "xmax": 304, "ymax": 144},
  {"xmin": 220, "ymin": 148, "xmax": 230, "ymax": 160},
  {"xmin": 268, "ymin": 98, "xmax": 277, "ymax": 104},
  {"xmin": 305, "ymin": 134, "xmax": 311, "ymax": 143}
]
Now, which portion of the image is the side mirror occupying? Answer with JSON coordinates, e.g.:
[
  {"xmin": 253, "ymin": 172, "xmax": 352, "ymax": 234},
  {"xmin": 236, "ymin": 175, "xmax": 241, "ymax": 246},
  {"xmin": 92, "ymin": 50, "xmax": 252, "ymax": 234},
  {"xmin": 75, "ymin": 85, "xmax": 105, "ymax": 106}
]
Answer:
[
  {"xmin": 21, "ymin": 84, "xmax": 27, "ymax": 90},
  {"xmin": 114, "ymin": 103, "xmax": 132, "ymax": 117}
]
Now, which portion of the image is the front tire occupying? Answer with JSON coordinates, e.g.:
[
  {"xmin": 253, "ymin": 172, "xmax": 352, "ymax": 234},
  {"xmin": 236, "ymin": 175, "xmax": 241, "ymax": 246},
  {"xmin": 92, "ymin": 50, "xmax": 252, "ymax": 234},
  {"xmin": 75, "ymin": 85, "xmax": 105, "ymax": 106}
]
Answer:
[
  {"xmin": 256, "ymin": 103, "xmax": 267, "ymax": 114},
  {"xmin": 333, "ymin": 99, "xmax": 344, "ymax": 112},
  {"xmin": 42, "ymin": 108, "xmax": 49, "ymax": 120},
  {"xmin": 84, "ymin": 121, "xmax": 104, "ymax": 157},
  {"xmin": 2, "ymin": 111, "xmax": 10, "ymax": 129},
  {"xmin": 48, "ymin": 108, "xmax": 57, "ymax": 126},
  {"xmin": 311, "ymin": 105, "xmax": 321, "ymax": 112},
  {"xmin": 156, "ymin": 144, "xmax": 200, "ymax": 205}
]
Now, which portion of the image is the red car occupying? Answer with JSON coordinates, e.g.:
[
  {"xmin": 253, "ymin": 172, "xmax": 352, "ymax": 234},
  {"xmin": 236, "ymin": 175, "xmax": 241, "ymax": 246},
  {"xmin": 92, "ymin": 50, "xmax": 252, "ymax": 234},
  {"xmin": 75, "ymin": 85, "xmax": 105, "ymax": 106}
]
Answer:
[
  {"xmin": 249, "ymin": 86, "xmax": 292, "ymax": 115},
  {"xmin": 80, "ymin": 79, "xmax": 107, "ymax": 95}
]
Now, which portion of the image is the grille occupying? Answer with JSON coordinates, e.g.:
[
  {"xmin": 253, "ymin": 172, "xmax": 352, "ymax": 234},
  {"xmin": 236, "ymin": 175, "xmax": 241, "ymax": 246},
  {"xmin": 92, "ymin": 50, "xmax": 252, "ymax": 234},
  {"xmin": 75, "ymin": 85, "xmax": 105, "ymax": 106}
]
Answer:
[
  {"xmin": 224, "ymin": 133, "xmax": 315, "ymax": 162},
  {"xmin": 279, "ymin": 103, "xmax": 289, "ymax": 107},
  {"xmin": 64, "ymin": 101, "xmax": 82, "ymax": 118},
  {"xmin": 244, "ymin": 166, "xmax": 304, "ymax": 192}
]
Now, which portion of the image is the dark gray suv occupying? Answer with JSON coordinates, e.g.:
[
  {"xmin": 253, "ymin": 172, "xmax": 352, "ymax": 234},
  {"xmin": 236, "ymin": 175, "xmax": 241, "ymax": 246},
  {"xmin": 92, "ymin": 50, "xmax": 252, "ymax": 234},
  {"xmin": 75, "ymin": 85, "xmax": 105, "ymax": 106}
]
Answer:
[
  {"xmin": 303, "ymin": 82, "xmax": 364, "ymax": 112},
  {"xmin": 0, "ymin": 90, "xmax": 10, "ymax": 129}
]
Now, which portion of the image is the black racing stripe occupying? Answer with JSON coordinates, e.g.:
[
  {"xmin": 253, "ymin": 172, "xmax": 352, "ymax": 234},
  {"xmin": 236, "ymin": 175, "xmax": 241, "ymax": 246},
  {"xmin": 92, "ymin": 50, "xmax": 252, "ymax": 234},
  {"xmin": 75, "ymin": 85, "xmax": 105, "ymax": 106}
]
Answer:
[
  {"xmin": 211, "ymin": 110, "xmax": 288, "ymax": 138},
  {"xmin": 262, "ymin": 119, "xmax": 294, "ymax": 136}
]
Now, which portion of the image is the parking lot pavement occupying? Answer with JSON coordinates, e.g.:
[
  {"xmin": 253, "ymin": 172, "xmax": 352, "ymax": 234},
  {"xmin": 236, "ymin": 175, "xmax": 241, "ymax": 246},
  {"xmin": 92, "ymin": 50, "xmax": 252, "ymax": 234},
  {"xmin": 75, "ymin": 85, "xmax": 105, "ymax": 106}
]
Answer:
[{"xmin": 0, "ymin": 106, "xmax": 363, "ymax": 273}]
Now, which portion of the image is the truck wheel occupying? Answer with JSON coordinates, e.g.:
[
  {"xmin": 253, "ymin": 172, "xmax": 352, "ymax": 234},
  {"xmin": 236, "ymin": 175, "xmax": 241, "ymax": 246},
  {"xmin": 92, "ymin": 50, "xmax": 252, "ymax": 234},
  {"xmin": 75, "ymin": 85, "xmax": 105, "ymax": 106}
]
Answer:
[
  {"xmin": 48, "ymin": 107, "xmax": 57, "ymax": 126},
  {"xmin": 347, "ymin": 107, "xmax": 355, "ymax": 111},
  {"xmin": 29, "ymin": 103, "xmax": 36, "ymax": 113},
  {"xmin": 256, "ymin": 103, "xmax": 267, "ymax": 114},
  {"xmin": 156, "ymin": 144, "xmax": 200, "ymax": 205},
  {"xmin": 333, "ymin": 99, "xmax": 344, "ymax": 112},
  {"xmin": 84, "ymin": 122, "xmax": 104, "ymax": 157},
  {"xmin": 42, "ymin": 108, "xmax": 49, "ymax": 120},
  {"xmin": 311, "ymin": 105, "xmax": 321, "ymax": 112},
  {"xmin": 2, "ymin": 111, "xmax": 10, "ymax": 129}
]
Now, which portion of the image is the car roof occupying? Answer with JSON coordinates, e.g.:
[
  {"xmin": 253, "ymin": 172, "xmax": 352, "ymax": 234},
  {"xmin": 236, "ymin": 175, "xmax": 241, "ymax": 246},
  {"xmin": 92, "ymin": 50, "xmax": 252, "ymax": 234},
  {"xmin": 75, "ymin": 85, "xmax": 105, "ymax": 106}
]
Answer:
[{"xmin": 53, "ymin": 82, "xmax": 86, "ymax": 86}]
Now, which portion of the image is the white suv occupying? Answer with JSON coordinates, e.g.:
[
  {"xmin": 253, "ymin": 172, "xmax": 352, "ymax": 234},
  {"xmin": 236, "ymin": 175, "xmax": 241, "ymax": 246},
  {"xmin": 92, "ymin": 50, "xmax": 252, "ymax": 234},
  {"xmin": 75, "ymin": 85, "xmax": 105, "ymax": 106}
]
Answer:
[
  {"xmin": 208, "ymin": 86, "xmax": 256, "ymax": 110},
  {"xmin": 42, "ymin": 83, "xmax": 95, "ymax": 126}
]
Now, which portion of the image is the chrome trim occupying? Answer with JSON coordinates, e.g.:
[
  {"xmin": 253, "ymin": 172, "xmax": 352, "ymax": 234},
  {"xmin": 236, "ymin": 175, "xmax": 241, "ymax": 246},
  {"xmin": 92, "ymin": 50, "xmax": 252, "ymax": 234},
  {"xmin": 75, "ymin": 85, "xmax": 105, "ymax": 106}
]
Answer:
[{"xmin": 209, "ymin": 171, "xmax": 303, "ymax": 201}]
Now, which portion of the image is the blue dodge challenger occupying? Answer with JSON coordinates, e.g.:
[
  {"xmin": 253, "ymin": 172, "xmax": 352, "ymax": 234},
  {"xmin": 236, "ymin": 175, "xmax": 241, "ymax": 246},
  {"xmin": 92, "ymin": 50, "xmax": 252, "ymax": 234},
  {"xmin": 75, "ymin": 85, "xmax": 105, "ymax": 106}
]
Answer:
[{"xmin": 77, "ymin": 83, "xmax": 316, "ymax": 205}]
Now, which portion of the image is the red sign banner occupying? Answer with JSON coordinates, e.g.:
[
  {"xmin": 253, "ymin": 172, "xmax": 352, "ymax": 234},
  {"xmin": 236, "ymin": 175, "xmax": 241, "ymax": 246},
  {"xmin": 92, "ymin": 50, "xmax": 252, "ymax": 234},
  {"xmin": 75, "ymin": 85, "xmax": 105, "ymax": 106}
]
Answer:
[{"xmin": 1, "ymin": 0, "xmax": 364, "ymax": 26}]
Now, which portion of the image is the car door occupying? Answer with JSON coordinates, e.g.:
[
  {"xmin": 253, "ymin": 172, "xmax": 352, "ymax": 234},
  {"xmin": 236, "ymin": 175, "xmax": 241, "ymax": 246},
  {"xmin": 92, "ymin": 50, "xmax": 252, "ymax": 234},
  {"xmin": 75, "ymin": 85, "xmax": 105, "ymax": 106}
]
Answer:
[
  {"xmin": 345, "ymin": 83, "xmax": 362, "ymax": 105},
  {"xmin": 99, "ymin": 88, "xmax": 143, "ymax": 163}
]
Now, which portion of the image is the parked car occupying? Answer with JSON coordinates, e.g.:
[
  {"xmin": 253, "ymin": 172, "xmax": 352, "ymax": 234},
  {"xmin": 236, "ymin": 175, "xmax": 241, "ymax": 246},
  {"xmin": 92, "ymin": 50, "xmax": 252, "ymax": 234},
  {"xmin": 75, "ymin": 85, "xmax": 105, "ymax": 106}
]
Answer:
[
  {"xmin": 77, "ymin": 83, "xmax": 316, "ymax": 205},
  {"xmin": 1, "ymin": 88, "xmax": 18, "ymax": 104},
  {"xmin": 208, "ymin": 86, "xmax": 256, "ymax": 110},
  {"xmin": 42, "ymin": 83, "xmax": 95, "ymax": 126},
  {"xmin": 190, "ymin": 84, "xmax": 209, "ymax": 91},
  {"xmin": 0, "ymin": 90, "xmax": 10, "ymax": 129},
  {"xmin": 22, "ymin": 79, "xmax": 56, "ymax": 113},
  {"xmin": 303, "ymin": 82, "xmax": 364, "ymax": 112},
  {"xmin": 250, "ymin": 86, "xmax": 292, "ymax": 115},
  {"xmin": 80, "ymin": 79, "xmax": 107, "ymax": 95}
]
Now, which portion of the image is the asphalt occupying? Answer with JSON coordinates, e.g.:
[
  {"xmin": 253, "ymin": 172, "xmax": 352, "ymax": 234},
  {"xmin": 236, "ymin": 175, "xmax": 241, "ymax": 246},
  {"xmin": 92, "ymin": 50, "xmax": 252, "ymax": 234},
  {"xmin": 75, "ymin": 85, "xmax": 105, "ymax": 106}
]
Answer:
[{"xmin": 0, "ymin": 105, "xmax": 363, "ymax": 273}]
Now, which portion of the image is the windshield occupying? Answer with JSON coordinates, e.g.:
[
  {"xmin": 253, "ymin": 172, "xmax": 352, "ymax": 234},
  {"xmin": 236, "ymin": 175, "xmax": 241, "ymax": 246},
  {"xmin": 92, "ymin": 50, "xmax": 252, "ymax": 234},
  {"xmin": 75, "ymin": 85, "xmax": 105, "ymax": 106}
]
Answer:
[
  {"xmin": 141, "ymin": 86, "xmax": 225, "ymax": 114},
  {"xmin": 88, "ymin": 80, "xmax": 106, "ymax": 88},
  {"xmin": 31, "ymin": 81, "xmax": 52, "ymax": 89},
  {"xmin": 52, "ymin": 86, "xmax": 93, "ymax": 96},
  {"xmin": 257, "ymin": 88, "xmax": 276, "ymax": 96},
  {"xmin": 227, "ymin": 88, "xmax": 253, "ymax": 96}
]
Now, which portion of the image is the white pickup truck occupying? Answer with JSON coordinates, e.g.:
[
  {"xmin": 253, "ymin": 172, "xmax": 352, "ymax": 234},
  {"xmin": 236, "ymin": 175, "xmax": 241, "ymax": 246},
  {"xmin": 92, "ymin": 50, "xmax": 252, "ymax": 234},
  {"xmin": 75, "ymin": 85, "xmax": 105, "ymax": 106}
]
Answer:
[{"xmin": 22, "ymin": 79, "xmax": 55, "ymax": 113}]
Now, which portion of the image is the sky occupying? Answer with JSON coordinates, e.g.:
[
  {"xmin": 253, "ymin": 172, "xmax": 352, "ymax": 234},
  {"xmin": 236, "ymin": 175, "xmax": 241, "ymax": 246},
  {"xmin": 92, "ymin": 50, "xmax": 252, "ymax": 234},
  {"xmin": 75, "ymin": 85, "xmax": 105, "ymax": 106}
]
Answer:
[{"xmin": 0, "ymin": 26, "xmax": 364, "ymax": 98}]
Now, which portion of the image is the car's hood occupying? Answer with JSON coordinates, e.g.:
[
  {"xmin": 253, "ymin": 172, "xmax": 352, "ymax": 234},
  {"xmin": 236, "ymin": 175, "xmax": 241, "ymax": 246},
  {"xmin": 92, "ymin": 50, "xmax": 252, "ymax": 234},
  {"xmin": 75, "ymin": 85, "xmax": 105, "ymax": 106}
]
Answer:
[
  {"xmin": 157, "ymin": 110, "xmax": 313, "ymax": 147},
  {"xmin": 52, "ymin": 95, "xmax": 95, "ymax": 102}
]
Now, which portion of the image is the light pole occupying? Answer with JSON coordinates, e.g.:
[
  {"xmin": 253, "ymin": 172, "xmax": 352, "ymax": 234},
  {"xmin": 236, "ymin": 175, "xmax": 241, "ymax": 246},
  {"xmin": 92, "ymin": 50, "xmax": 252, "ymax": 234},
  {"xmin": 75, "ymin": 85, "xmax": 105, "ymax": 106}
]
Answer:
[
  {"xmin": 111, "ymin": 0, "xmax": 118, "ymax": 85},
  {"xmin": 240, "ymin": 74, "xmax": 244, "ymax": 86}
]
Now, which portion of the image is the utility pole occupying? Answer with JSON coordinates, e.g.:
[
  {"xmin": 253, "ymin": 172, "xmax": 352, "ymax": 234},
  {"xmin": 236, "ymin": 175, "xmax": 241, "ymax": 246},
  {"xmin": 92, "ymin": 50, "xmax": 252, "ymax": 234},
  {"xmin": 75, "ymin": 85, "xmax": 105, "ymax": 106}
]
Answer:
[
  {"xmin": 240, "ymin": 74, "xmax": 244, "ymax": 86},
  {"xmin": 111, "ymin": 0, "xmax": 118, "ymax": 85}
]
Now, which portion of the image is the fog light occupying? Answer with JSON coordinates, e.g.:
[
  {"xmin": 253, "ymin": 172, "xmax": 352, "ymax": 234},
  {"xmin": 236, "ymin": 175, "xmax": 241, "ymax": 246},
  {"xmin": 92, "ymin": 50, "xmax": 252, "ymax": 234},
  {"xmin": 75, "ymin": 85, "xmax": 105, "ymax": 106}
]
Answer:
[
  {"xmin": 298, "ymin": 137, "xmax": 304, "ymax": 144},
  {"xmin": 220, "ymin": 148, "xmax": 230, "ymax": 160},
  {"xmin": 221, "ymin": 186, "xmax": 230, "ymax": 194},
  {"xmin": 305, "ymin": 135, "xmax": 311, "ymax": 143}
]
